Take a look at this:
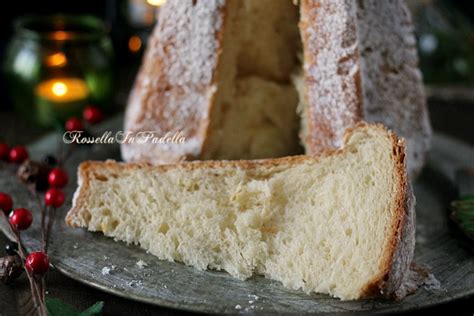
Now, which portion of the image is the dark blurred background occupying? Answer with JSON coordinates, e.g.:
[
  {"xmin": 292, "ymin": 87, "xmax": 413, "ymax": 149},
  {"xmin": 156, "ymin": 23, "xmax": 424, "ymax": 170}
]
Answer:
[{"xmin": 0, "ymin": 0, "xmax": 160, "ymax": 119}]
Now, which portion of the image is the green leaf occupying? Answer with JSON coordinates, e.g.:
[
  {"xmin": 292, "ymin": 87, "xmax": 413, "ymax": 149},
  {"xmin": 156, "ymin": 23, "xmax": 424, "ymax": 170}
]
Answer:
[
  {"xmin": 451, "ymin": 198, "xmax": 474, "ymax": 241},
  {"xmin": 45, "ymin": 298, "xmax": 104, "ymax": 316},
  {"xmin": 46, "ymin": 298, "xmax": 79, "ymax": 316},
  {"xmin": 79, "ymin": 302, "xmax": 104, "ymax": 316}
]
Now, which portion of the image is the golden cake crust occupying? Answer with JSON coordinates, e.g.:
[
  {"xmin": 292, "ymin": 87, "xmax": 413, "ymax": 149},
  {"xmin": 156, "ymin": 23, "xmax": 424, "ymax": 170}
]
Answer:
[{"xmin": 122, "ymin": 0, "xmax": 227, "ymax": 164}]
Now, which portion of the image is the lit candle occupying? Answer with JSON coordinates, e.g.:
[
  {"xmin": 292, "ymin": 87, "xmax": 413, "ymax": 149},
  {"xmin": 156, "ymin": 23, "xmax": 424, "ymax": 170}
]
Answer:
[
  {"xmin": 36, "ymin": 78, "xmax": 89, "ymax": 102},
  {"xmin": 35, "ymin": 78, "xmax": 89, "ymax": 126},
  {"xmin": 46, "ymin": 52, "xmax": 67, "ymax": 67}
]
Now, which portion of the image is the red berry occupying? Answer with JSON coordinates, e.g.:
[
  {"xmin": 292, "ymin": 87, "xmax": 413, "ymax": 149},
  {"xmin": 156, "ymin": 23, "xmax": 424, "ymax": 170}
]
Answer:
[
  {"xmin": 25, "ymin": 252, "xmax": 49, "ymax": 275},
  {"xmin": 0, "ymin": 143, "xmax": 9, "ymax": 160},
  {"xmin": 48, "ymin": 168, "xmax": 68, "ymax": 188},
  {"xmin": 65, "ymin": 117, "xmax": 84, "ymax": 131},
  {"xmin": 83, "ymin": 105, "xmax": 103, "ymax": 125},
  {"xmin": 0, "ymin": 192, "xmax": 13, "ymax": 215},
  {"xmin": 45, "ymin": 188, "xmax": 65, "ymax": 208},
  {"xmin": 9, "ymin": 146, "xmax": 28, "ymax": 163},
  {"xmin": 9, "ymin": 208, "xmax": 33, "ymax": 230}
]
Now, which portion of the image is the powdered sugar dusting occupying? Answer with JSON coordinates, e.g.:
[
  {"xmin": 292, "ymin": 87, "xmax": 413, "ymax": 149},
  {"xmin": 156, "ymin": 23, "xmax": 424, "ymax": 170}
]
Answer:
[
  {"xmin": 154, "ymin": 1, "xmax": 224, "ymax": 86},
  {"xmin": 356, "ymin": 0, "xmax": 431, "ymax": 177},
  {"xmin": 302, "ymin": 0, "xmax": 431, "ymax": 178},
  {"xmin": 124, "ymin": 0, "xmax": 430, "ymax": 176},
  {"xmin": 123, "ymin": 0, "xmax": 226, "ymax": 164},
  {"xmin": 136, "ymin": 259, "xmax": 148, "ymax": 269},
  {"xmin": 301, "ymin": 0, "xmax": 363, "ymax": 151},
  {"xmin": 423, "ymin": 272, "xmax": 441, "ymax": 291},
  {"xmin": 102, "ymin": 265, "xmax": 115, "ymax": 275}
]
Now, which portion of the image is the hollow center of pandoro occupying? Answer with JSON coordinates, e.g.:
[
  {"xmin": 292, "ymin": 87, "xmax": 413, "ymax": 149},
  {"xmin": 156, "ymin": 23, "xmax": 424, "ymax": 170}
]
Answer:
[{"xmin": 202, "ymin": 0, "xmax": 304, "ymax": 160}]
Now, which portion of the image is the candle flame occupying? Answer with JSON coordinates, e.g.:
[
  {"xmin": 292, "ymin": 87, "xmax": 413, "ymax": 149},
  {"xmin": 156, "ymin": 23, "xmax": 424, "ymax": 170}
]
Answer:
[
  {"xmin": 128, "ymin": 36, "xmax": 142, "ymax": 53},
  {"xmin": 51, "ymin": 31, "xmax": 71, "ymax": 41},
  {"xmin": 147, "ymin": 0, "xmax": 166, "ymax": 6},
  {"xmin": 46, "ymin": 52, "xmax": 67, "ymax": 67},
  {"xmin": 51, "ymin": 81, "xmax": 68, "ymax": 97},
  {"xmin": 36, "ymin": 78, "xmax": 89, "ymax": 102}
]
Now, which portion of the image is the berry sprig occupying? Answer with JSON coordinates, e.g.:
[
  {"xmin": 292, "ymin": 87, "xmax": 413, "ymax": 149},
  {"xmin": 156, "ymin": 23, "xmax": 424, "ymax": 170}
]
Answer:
[
  {"xmin": 0, "ymin": 194, "xmax": 48, "ymax": 315},
  {"xmin": 65, "ymin": 105, "xmax": 103, "ymax": 133},
  {"xmin": 0, "ymin": 104, "xmax": 104, "ymax": 315},
  {"xmin": 0, "ymin": 165, "xmax": 67, "ymax": 316},
  {"xmin": 0, "ymin": 153, "xmax": 67, "ymax": 315},
  {"xmin": 0, "ymin": 105, "xmax": 103, "ymax": 166},
  {"xmin": 62, "ymin": 105, "xmax": 103, "ymax": 162}
]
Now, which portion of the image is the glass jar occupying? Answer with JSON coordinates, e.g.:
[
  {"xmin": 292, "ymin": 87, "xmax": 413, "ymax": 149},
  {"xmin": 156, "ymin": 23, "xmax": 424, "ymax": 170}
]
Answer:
[{"xmin": 3, "ymin": 15, "xmax": 114, "ymax": 127}]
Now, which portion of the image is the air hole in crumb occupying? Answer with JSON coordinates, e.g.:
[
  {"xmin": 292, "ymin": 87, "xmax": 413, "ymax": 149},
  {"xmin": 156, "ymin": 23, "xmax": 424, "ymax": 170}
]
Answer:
[
  {"xmin": 345, "ymin": 228, "xmax": 352, "ymax": 237},
  {"xmin": 95, "ymin": 174, "xmax": 108, "ymax": 181},
  {"xmin": 110, "ymin": 219, "xmax": 119, "ymax": 230},
  {"xmin": 83, "ymin": 211, "xmax": 91, "ymax": 221},
  {"xmin": 189, "ymin": 183, "xmax": 200, "ymax": 191},
  {"xmin": 159, "ymin": 223, "xmax": 170, "ymax": 234}
]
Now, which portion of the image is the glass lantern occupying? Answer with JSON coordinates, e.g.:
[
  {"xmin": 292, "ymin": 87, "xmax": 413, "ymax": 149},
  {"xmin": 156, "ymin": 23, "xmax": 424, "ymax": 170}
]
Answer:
[{"xmin": 3, "ymin": 15, "xmax": 114, "ymax": 128}]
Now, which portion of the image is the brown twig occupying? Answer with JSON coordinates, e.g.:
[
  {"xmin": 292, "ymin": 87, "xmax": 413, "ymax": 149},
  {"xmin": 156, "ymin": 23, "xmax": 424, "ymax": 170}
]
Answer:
[
  {"xmin": 0, "ymin": 212, "xmax": 47, "ymax": 316},
  {"xmin": 17, "ymin": 234, "xmax": 46, "ymax": 316},
  {"xmin": 3, "ymin": 141, "xmax": 76, "ymax": 315},
  {"xmin": 41, "ymin": 276, "xmax": 46, "ymax": 302},
  {"xmin": 44, "ymin": 207, "xmax": 56, "ymax": 254},
  {"xmin": 58, "ymin": 142, "xmax": 74, "ymax": 168},
  {"xmin": 27, "ymin": 185, "xmax": 47, "ymax": 252}
]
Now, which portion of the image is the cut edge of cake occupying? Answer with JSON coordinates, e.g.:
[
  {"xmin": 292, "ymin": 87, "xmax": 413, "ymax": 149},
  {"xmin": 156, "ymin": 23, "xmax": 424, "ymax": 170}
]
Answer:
[{"xmin": 67, "ymin": 122, "xmax": 415, "ymax": 300}]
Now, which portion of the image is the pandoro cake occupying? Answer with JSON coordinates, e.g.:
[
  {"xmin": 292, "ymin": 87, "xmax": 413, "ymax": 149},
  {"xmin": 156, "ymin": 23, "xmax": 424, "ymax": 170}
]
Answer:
[{"xmin": 122, "ymin": 0, "xmax": 431, "ymax": 177}]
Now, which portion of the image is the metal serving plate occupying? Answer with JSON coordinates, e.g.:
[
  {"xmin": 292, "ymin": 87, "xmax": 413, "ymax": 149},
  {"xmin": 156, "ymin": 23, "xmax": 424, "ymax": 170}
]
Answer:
[{"xmin": 1, "ymin": 116, "xmax": 473, "ymax": 314}]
